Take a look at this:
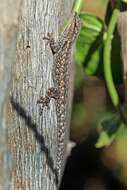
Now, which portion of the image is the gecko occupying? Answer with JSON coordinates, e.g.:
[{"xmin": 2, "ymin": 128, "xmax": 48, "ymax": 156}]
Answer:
[{"xmin": 37, "ymin": 12, "xmax": 81, "ymax": 185}]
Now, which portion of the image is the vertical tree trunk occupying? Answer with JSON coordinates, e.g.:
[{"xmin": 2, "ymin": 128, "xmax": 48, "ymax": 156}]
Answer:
[
  {"xmin": 0, "ymin": 1, "xmax": 21, "ymax": 190},
  {"xmin": 7, "ymin": 0, "xmax": 74, "ymax": 189}
]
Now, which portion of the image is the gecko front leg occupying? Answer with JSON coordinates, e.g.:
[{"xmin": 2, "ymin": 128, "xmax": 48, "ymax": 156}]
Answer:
[
  {"xmin": 37, "ymin": 32, "xmax": 60, "ymax": 113},
  {"xmin": 43, "ymin": 32, "xmax": 60, "ymax": 54},
  {"xmin": 37, "ymin": 87, "xmax": 59, "ymax": 113}
]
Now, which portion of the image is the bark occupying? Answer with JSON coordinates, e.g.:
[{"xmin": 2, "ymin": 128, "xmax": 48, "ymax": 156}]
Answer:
[
  {"xmin": 7, "ymin": 0, "xmax": 74, "ymax": 189},
  {"xmin": 0, "ymin": 1, "xmax": 21, "ymax": 190}
]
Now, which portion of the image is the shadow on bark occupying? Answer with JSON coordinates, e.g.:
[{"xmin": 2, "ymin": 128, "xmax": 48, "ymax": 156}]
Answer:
[
  {"xmin": 60, "ymin": 131, "xmax": 127, "ymax": 190},
  {"xmin": 10, "ymin": 96, "xmax": 58, "ymax": 185}
]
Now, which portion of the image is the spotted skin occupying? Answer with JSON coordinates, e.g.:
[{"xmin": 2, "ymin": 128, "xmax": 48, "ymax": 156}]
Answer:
[{"xmin": 37, "ymin": 12, "xmax": 81, "ymax": 185}]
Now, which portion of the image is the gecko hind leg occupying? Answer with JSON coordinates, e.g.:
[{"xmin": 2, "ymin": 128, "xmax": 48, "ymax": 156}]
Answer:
[{"xmin": 37, "ymin": 87, "xmax": 59, "ymax": 114}]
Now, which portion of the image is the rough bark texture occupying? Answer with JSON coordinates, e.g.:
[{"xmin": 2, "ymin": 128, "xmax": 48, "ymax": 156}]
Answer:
[
  {"xmin": 118, "ymin": 11, "xmax": 127, "ymax": 102},
  {"xmin": 7, "ymin": 0, "xmax": 74, "ymax": 189},
  {"xmin": 0, "ymin": 1, "xmax": 21, "ymax": 190}
]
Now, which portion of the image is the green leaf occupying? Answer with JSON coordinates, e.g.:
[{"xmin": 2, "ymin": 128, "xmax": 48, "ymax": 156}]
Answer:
[
  {"xmin": 95, "ymin": 113, "xmax": 122, "ymax": 148},
  {"xmin": 96, "ymin": 131, "xmax": 115, "ymax": 148},
  {"xmin": 75, "ymin": 13, "xmax": 104, "ymax": 76},
  {"xmin": 110, "ymin": 30, "xmax": 123, "ymax": 84},
  {"xmin": 75, "ymin": 11, "xmax": 123, "ymax": 84},
  {"xmin": 104, "ymin": 6, "xmax": 123, "ymax": 84},
  {"xmin": 121, "ymin": 0, "xmax": 127, "ymax": 3}
]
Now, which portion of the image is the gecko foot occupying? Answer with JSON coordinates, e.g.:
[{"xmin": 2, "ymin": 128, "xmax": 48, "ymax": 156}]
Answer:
[{"xmin": 37, "ymin": 87, "xmax": 59, "ymax": 114}]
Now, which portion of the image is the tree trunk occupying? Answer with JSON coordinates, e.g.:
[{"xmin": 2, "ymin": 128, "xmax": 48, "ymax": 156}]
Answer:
[
  {"xmin": 7, "ymin": 0, "xmax": 74, "ymax": 189},
  {"xmin": 0, "ymin": 1, "xmax": 21, "ymax": 190}
]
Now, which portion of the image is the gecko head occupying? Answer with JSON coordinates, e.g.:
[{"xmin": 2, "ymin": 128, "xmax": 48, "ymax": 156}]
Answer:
[
  {"xmin": 66, "ymin": 12, "xmax": 81, "ymax": 41},
  {"xmin": 73, "ymin": 12, "xmax": 81, "ymax": 36}
]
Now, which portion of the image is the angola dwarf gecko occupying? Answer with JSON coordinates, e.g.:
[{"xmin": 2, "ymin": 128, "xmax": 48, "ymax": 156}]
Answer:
[{"xmin": 37, "ymin": 12, "xmax": 81, "ymax": 185}]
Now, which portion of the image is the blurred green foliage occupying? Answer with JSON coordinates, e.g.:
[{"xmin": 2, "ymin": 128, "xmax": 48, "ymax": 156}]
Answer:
[
  {"xmin": 74, "ymin": 0, "xmax": 125, "ymax": 147},
  {"xmin": 72, "ymin": 0, "xmax": 127, "ymax": 186},
  {"xmin": 75, "ymin": 13, "xmax": 104, "ymax": 76},
  {"xmin": 75, "ymin": 11, "xmax": 123, "ymax": 84},
  {"xmin": 96, "ymin": 112, "xmax": 122, "ymax": 147}
]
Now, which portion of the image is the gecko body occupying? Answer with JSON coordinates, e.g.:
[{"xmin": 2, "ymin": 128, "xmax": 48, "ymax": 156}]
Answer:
[{"xmin": 37, "ymin": 12, "xmax": 81, "ymax": 185}]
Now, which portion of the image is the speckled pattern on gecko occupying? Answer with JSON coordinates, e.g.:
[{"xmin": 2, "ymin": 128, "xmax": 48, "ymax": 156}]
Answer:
[{"xmin": 37, "ymin": 12, "xmax": 81, "ymax": 186}]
